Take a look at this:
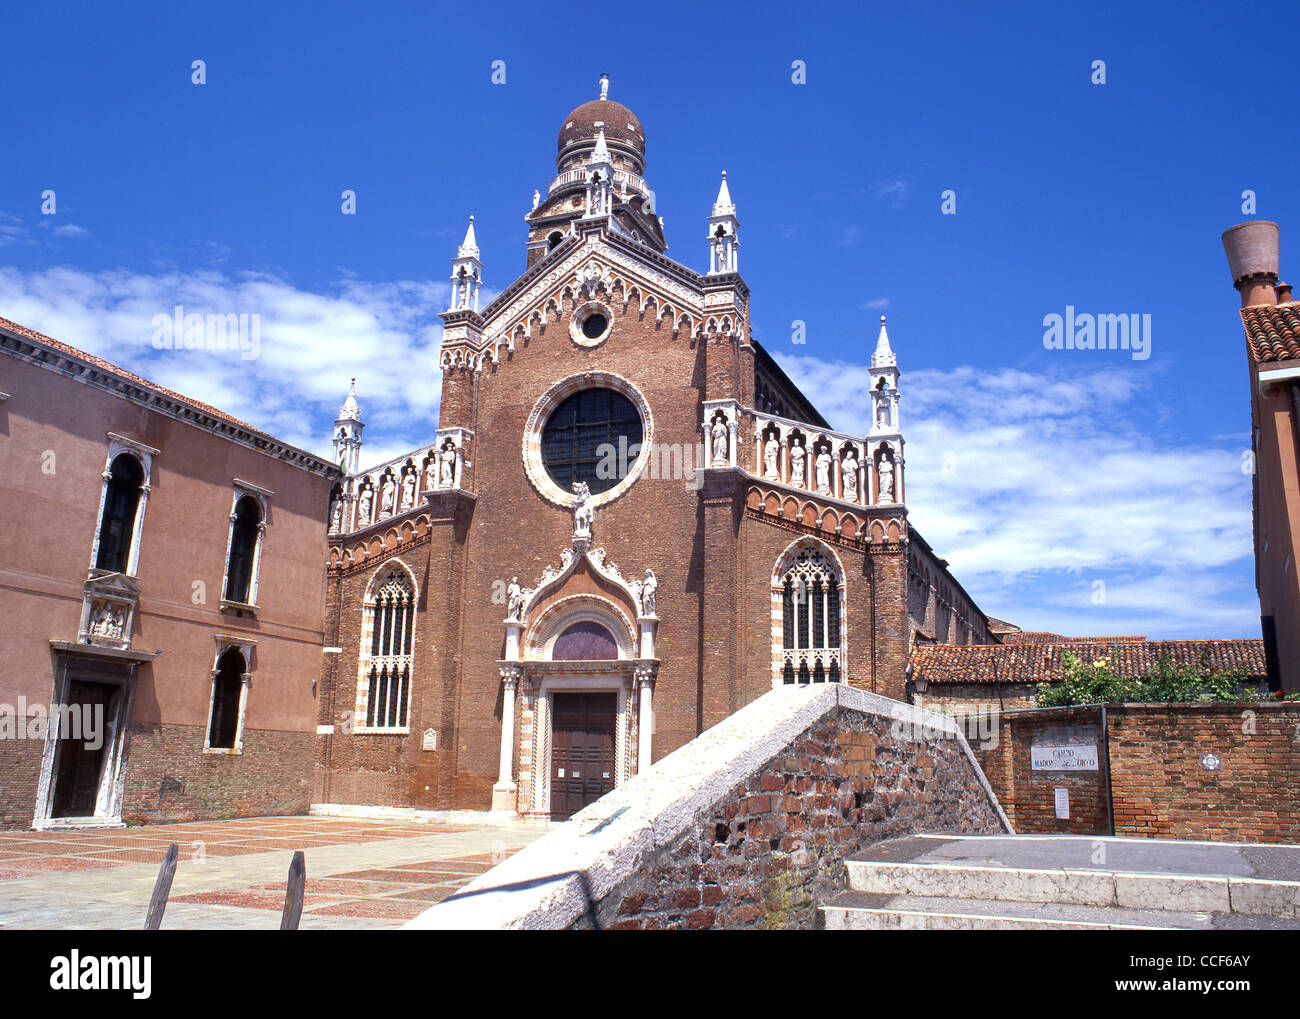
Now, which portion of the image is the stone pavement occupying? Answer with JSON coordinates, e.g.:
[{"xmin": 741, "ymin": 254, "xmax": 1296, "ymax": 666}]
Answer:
[{"xmin": 0, "ymin": 815, "xmax": 552, "ymax": 930}]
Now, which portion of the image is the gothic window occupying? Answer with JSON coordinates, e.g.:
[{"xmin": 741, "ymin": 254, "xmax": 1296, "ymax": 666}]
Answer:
[
  {"xmin": 540, "ymin": 388, "xmax": 643, "ymax": 495},
  {"xmin": 224, "ymin": 495, "xmax": 262, "ymax": 604},
  {"xmin": 547, "ymin": 231, "xmax": 564, "ymax": 250},
  {"xmin": 95, "ymin": 453, "xmax": 144, "ymax": 573},
  {"xmin": 207, "ymin": 647, "xmax": 247, "ymax": 750},
  {"xmin": 776, "ymin": 544, "xmax": 843, "ymax": 685},
  {"xmin": 361, "ymin": 568, "xmax": 416, "ymax": 730}
]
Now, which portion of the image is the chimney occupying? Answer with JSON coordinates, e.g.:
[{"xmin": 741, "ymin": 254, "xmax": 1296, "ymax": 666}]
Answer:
[
  {"xmin": 1277, "ymin": 282, "xmax": 1294, "ymax": 304},
  {"xmin": 1222, "ymin": 220, "xmax": 1280, "ymax": 307}
]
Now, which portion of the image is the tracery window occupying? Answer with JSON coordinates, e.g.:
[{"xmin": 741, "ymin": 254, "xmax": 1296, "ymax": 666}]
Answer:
[
  {"xmin": 778, "ymin": 544, "xmax": 843, "ymax": 684},
  {"xmin": 361, "ymin": 568, "xmax": 415, "ymax": 730}
]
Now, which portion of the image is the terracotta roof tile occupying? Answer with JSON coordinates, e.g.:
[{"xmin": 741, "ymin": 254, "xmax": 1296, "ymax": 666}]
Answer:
[
  {"xmin": 1240, "ymin": 301, "xmax": 1300, "ymax": 363},
  {"xmin": 912, "ymin": 639, "xmax": 1267, "ymax": 685}
]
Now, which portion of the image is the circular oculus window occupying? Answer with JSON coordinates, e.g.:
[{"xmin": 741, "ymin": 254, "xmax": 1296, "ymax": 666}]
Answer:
[
  {"xmin": 523, "ymin": 372, "xmax": 654, "ymax": 510},
  {"xmin": 570, "ymin": 301, "xmax": 613, "ymax": 348}
]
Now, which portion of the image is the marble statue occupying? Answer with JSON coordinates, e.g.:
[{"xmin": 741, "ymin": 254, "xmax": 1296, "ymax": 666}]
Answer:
[{"xmin": 572, "ymin": 481, "xmax": 593, "ymax": 539}]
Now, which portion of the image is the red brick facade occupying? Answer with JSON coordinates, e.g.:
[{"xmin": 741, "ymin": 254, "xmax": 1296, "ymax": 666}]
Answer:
[{"xmin": 315, "ymin": 88, "xmax": 990, "ymax": 818}]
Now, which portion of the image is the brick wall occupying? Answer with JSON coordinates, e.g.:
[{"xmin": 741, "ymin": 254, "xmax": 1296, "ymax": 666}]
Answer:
[
  {"xmin": 0, "ymin": 737, "xmax": 46, "ymax": 829},
  {"xmin": 121, "ymin": 723, "xmax": 314, "ymax": 825},
  {"xmin": 973, "ymin": 703, "xmax": 1300, "ymax": 843}
]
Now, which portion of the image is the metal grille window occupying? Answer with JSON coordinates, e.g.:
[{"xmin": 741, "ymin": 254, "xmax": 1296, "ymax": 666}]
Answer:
[
  {"xmin": 361, "ymin": 569, "xmax": 415, "ymax": 730},
  {"xmin": 779, "ymin": 546, "xmax": 843, "ymax": 684}
]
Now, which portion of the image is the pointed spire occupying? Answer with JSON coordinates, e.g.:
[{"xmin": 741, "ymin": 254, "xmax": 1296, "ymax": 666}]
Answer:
[
  {"xmin": 591, "ymin": 127, "xmax": 610, "ymax": 165},
  {"xmin": 457, "ymin": 215, "xmax": 479, "ymax": 259},
  {"xmin": 872, "ymin": 315, "xmax": 896, "ymax": 368},
  {"xmin": 712, "ymin": 171, "xmax": 736, "ymax": 217},
  {"xmin": 599, "ymin": 72, "xmax": 609, "ymax": 101},
  {"xmin": 338, "ymin": 377, "xmax": 361, "ymax": 420}
]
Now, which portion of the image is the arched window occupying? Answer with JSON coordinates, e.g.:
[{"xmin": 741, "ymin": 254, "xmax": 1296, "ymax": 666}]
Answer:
[
  {"xmin": 552, "ymin": 620, "xmax": 618, "ymax": 661},
  {"xmin": 777, "ymin": 544, "xmax": 843, "ymax": 685},
  {"xmin": 208, "ymin": 647, "xmax": 246, "ymax": 750},
  {"xmin": 95, "ymin": 453, "xmax": 144, "ymax": 573},
  {"xmin": 361, "ymin": 568, "xmax": 416, "ymax": 730},
  {"xmin": 224, "ymin": 495, "xmax": 261, "ymax": 604},
  {"xmin": 547, "ymin": 231, "xmax": 564, "ymax": 250}
]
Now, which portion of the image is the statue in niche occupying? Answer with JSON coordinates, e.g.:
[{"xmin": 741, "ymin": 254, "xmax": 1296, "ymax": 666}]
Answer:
[
  {"xmin": 440, "ymin": 443, "xmax": 456, "ymax": 487},
  {"xmin": 876, "ymin": 399, "xmax": 891, "ymax": 429},
  {"xmin": 764, "ymin": 436, "xmax": 780, "ymax": 480},
  {"xmin": 815, "ymin": 450, "xmax": 832, "ymax": 496},
  {"xmin": 711, "ymin": 417, "xmax": 728, "ymax": 467},
  {"xmin": 789, "ymin": 442, "xmax": 806, "ymax": 487},
  {"xmin": 329, "ymin": 492, "xmax": 342, "ymax": 533},
  {"xmin": 380, "ymin": 476, "xmax": 396, "ymax": 514},
  {"xmin": 357, "ymin": 487, "xmax": 373, "ymax": 523},
  {"xmin": 506, "ymin": 577, "xmax": 524, "ymax": 621},
  {"xmin": 878, "ymin": 454, "xmax": 895, "ymax": 503},
  {"xmin": 572, "ymin": 481, "xmax": 594, "ymax": 539},
  {"xmin": 401, "ymin": 470, "xmax": 416, "ymax": 509},
  {"xmin": 842, "ymin": 453, "xmax": 859, "ymax": 502},
  {"xmin": 89, "ymin": 605, "xmax": 122, "ymax": 636},
  {"xmin": 640, "ymin": 568, "xmax": 657, "ymax": 616}
]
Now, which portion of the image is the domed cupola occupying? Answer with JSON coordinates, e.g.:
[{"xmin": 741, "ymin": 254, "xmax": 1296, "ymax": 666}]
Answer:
[{"xmin": 556, "ymin": 73, "xmax": 646, "ymax": 176}]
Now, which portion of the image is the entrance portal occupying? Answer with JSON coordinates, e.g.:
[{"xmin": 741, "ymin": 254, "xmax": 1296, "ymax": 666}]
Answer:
[
  {"xmin": 550, "ymin": 691, "xmax": 617, "ymax": 819},
  {"xmin": 51, "ymin": 681, "xmax": 119, "ymax": 818}
]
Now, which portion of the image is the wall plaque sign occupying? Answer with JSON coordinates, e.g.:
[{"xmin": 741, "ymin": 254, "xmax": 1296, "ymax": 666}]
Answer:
[{"xmin": 1031, "ymin": 744, "xmax": 1099, "ymax": 771}]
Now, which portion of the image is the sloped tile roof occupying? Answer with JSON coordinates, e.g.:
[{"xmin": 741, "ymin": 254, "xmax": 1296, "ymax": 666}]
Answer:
[
  {"xmin": 912, "ymin": 639, "xmax": 1268, "ymax": 685},
  {"xmin": 1240, "ymin": 301, "xmax": 1300, "ymax": 363},
  {"xmin": 998, "ymin": 631, "xmax": 1146, "ymax": 646}
]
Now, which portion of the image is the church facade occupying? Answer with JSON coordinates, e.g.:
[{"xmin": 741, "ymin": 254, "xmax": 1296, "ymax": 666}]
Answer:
[{"xmin": 314, "ymin": 78, "xmax": 992, "ymax": 820}]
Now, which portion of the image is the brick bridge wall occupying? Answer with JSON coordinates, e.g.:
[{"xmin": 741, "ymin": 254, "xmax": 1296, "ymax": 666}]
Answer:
[{"xmin": 406, "ymin": 684, "xmax": 1008, "ymax": 931}]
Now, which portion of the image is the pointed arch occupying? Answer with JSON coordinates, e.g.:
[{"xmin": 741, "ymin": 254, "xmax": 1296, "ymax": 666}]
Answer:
[
  {"xmin": 771, "ymin": 537, "xmax": 846, "ymax": 687},
  {"xmin": 357, "ymin": 560, "xmax": 418, "ymax": 731}
]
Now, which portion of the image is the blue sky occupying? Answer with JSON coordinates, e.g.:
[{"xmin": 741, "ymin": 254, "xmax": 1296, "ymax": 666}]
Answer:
[{"xmin": 1, "ymin": 1, "xmax": 1295, "ymax": 639}]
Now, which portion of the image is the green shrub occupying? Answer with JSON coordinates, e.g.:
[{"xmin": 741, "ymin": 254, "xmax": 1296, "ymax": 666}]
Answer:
[{"xmin": 1036, "ymin": 651, "xmax": 1247, "ymax": 707}]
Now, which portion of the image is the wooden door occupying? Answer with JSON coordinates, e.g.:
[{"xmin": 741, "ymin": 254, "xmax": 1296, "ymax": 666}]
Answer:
[
  {"xmin": 51, "ymin": 681, "xmax": 118, "ymax": 817},
  {"xmin": 550, "ymin": 692, "xmax": 617, "ymax": 819}
]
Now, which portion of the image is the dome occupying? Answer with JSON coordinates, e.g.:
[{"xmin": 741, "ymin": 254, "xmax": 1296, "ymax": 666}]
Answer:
[{"xmin": 557, "ymin": 98, "xmax": 645, "ymax": 157}]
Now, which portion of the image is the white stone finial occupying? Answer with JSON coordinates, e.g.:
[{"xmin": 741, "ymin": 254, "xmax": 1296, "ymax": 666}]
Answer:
[
  {"xmin": 591, "ymin": 127, "xmax": 610, "ymax": 165},
  {"xmin": 599, "ymin": 72, "xmax": 609, "ymax": 101},
  {"xmin": 712, "ymin": 171, "xmax": 735, "ymax": 216},
  {"xmin": 457, "ymin": 215, "xmax": 479, "ymax": 259},
  {"xmin": 872, "ymin": 315, "xmax": 896, "ymax": 368},
  {"xmin": 338, "ymin": 377, "xmax": 361, "ymax": 420}
]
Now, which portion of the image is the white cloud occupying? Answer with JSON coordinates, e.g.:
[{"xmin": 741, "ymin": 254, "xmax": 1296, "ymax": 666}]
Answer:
[
  {"xmin": 862, "ymin": 297, "xmax": 890, "ymax": 310},
  {"xmin": 873, "ymin": 178, "xmax": 911, "ymax": 209},
  {"xmin": 773, "ymin": 352, "xmax": 1257, "ymax": 640},
  {"xmin": 0, "ymin": 265, "xmax": 449, "ymax": 462}
]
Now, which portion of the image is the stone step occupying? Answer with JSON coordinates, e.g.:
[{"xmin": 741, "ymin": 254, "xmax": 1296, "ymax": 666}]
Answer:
[
  {"xmin": 845, "ymin": 859, "xmax": 1300, "ymax": 917},
  {"xmin": 819, "ymin": 891, "xmax": 1242, "ymax": 930}
]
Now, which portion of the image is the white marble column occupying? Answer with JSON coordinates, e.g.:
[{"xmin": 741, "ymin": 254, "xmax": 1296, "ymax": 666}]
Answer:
[
  {"xmin": 492, "ymin": 667, "xmax": 521, "ymax": 812},
  {"xmin": 636, "ymin": 667, "xmax": 654, "ymax": 774}
]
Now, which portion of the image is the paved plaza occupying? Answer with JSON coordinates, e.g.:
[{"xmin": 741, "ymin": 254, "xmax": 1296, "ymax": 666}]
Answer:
[{"xmin": 0, "ymin": 815, "xmax": 551, "ymax": 930}]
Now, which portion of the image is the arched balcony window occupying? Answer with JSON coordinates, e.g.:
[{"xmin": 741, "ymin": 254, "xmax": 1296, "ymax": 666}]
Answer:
[
  {"xmin": 95, "ymin": 453, "xmax": 144, "ymax": 573},
  {"xmin": 361, "ymin": 567, "xmax": 416, "ymax": 730},
  {"xmin": 224, "ymin": 495, "xmax": 261, "ymax": 604},
  {"xmin": 777, "ymin": 544, "xmax": 844, "ymax": 685},
  {"xmin": 207, "ymin": 646, "xmax": 248, "ymax": 751}
]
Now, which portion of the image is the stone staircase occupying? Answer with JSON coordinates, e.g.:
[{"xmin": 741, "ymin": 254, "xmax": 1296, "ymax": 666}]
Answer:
[{"xmin": 820, "ymin": 834, "xmax": 1300, "ymax": 930}]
